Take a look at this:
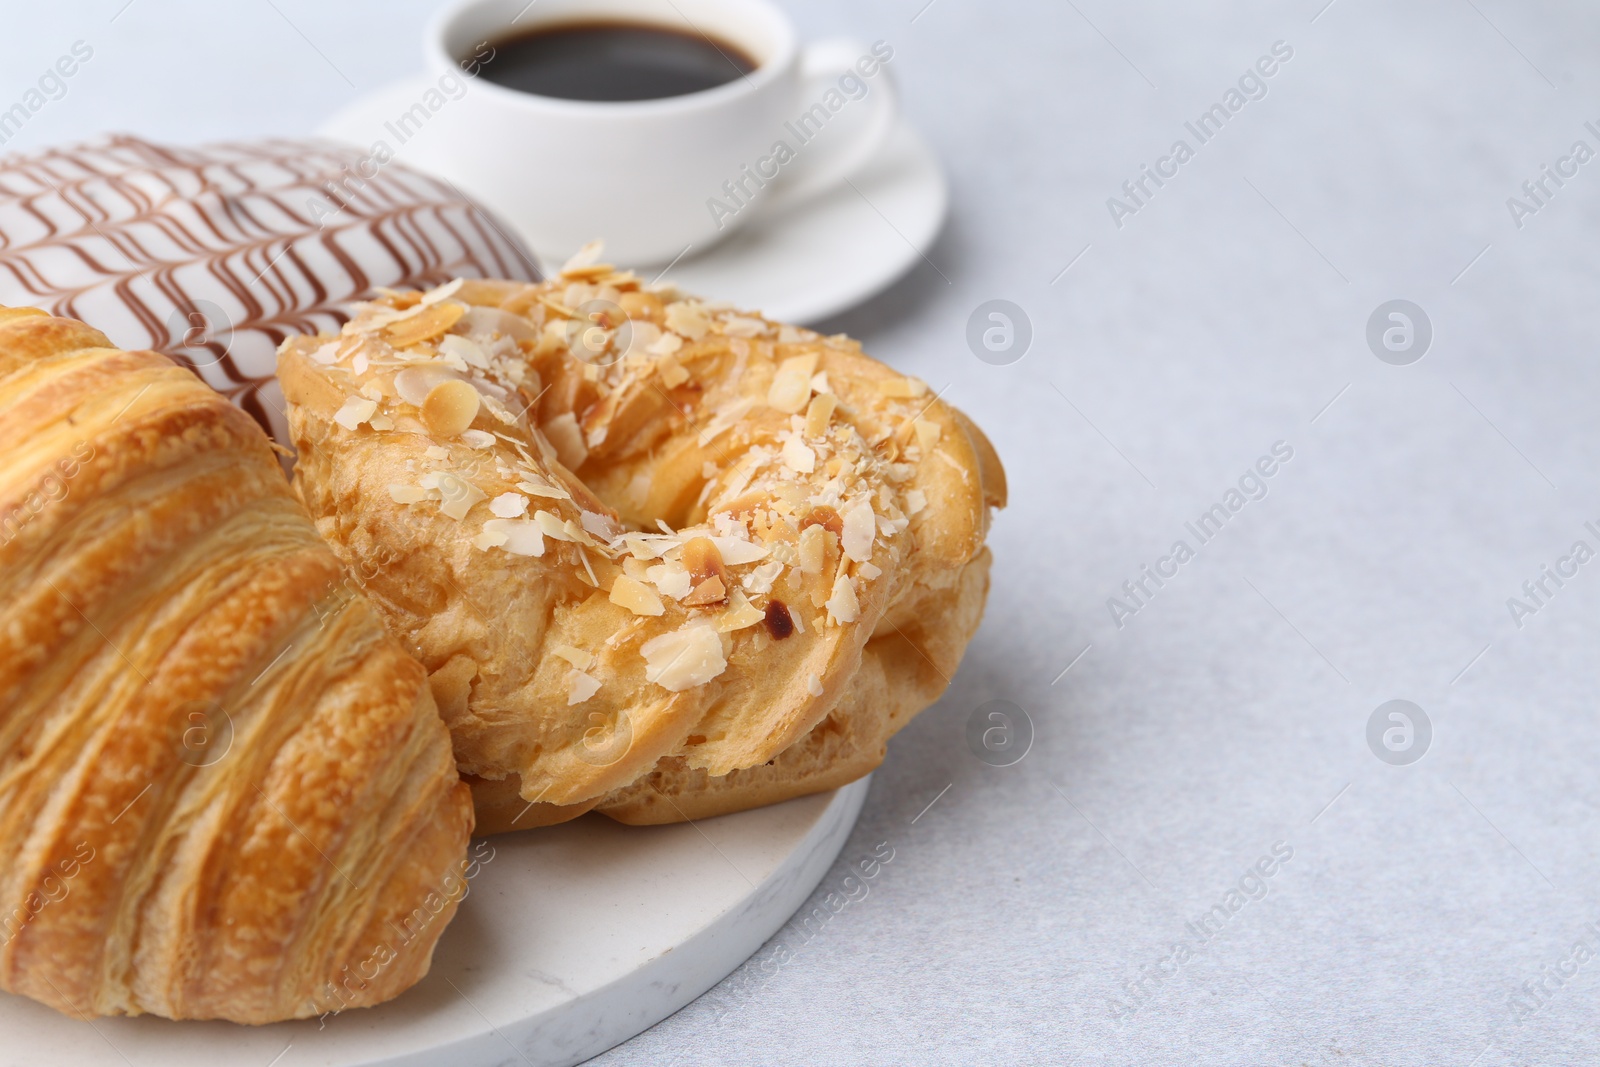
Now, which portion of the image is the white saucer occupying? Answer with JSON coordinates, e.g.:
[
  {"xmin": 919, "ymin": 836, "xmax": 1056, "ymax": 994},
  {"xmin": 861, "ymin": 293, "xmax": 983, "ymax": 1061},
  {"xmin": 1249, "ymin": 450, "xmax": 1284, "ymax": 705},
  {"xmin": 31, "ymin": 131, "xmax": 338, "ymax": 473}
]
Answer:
[
  {"xmin": 316, "ymin": 79, "xmax": 948, "ymax": 324},
  {"xmin": 3, "ymin": 777, "xmax": 870, "ymax": 1067}
]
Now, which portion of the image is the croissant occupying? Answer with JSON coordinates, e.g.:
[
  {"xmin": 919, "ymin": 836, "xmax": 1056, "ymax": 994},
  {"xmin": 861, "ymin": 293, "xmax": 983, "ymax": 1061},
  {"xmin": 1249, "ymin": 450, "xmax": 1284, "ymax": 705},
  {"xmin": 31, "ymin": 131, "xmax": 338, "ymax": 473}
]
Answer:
[{"xmin": 0, "ymin": 308, "xmax": 473, "ymax": 1024}]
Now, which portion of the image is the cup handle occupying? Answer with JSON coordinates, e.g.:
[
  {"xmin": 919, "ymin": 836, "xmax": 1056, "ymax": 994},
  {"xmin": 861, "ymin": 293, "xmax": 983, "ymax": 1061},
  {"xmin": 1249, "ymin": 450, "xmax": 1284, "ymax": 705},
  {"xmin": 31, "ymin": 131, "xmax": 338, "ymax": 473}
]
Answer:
[{"xmin": 757, "ymin": 38, "xmax": 899, "ymax": 215}]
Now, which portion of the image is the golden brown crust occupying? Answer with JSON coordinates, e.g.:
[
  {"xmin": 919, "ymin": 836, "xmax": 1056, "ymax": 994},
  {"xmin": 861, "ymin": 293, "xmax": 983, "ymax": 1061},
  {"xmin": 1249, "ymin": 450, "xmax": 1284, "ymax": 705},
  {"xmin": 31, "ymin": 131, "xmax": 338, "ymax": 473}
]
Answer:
[
  {"xmin": 0, "ymin": 311, "xmax": 473, "ymax": 1023},
  {"xmin": 597, "ymin": 549, "xmax": 992, "ymax": 823},
  {"xmin": 280, "ymin": 262, "xmax": 1005, "ymax": 826}
]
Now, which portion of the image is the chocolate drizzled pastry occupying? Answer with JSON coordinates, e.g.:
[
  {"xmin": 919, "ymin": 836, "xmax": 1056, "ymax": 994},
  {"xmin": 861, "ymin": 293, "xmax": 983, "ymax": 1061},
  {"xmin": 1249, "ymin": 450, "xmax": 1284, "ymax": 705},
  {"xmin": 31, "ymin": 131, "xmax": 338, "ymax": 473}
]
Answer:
[{"xmin": 0, "ymin": 134, "xmax": 539, "ymax": 444}]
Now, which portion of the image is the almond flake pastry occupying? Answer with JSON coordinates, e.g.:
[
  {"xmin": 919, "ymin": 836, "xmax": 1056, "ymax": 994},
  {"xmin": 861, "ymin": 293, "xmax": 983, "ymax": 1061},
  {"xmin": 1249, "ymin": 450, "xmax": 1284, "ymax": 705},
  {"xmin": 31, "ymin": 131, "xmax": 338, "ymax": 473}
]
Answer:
[{"xmin": 278, "ymin": 243, "xmax": 1006, "ymax": 829}]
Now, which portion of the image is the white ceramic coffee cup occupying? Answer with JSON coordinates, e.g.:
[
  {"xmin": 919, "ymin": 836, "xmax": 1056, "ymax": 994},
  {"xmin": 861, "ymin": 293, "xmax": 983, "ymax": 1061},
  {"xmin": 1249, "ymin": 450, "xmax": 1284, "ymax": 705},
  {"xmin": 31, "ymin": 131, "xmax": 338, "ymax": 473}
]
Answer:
[{"xmin": 424, "ymin": 0, "xmax": 899, "ymax": 266}]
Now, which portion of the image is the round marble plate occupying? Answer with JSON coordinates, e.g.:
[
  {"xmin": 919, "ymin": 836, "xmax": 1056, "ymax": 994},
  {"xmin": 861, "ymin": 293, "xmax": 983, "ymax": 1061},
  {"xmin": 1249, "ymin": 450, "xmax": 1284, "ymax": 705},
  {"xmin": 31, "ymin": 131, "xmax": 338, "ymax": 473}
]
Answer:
[
  {"xmin": 2, "ymin": 776, "xmax": 870, "ymax": 1067},
  {"xmin": 316, "ymin": 79, "xmax": 947, "ymax": 324}
]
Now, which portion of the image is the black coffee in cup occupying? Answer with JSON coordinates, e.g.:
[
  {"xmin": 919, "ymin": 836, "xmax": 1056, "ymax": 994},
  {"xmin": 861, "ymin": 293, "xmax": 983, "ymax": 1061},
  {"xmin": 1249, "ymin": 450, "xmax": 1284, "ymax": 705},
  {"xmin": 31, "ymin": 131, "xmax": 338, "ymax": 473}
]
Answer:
[{"xmin": 477, "ymin": 21, "xmax": 757, "ymax": 102}]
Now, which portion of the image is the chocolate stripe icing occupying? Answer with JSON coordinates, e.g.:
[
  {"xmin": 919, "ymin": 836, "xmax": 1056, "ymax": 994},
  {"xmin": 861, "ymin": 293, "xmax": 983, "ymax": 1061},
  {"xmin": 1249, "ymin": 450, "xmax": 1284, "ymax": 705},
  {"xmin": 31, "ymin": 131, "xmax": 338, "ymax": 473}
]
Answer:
[{"xmin": 0, "ymin": 134, "xmax": 541, "ymax": 445}]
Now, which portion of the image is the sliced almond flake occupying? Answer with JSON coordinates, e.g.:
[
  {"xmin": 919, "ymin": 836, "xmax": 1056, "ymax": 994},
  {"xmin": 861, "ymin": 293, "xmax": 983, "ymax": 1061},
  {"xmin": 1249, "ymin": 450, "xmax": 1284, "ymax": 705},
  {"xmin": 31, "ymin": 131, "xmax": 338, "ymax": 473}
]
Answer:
[
  {"xmin": 534, "ymin": 510, "xmax": 571, "ymax": 540},
  {"xmin": 490, "ymin": 492, "xmax": 528, "ymax": 518},
  {"xmin": 858, "ymin": 561, "xmax": 883, "ymax": 579},
  {"xmin": 567, "ymin": 518, "xmax": 603, "ymax": 550},
  {"xmin": 805, "ymin": 393, "xmax": 837, "ymax": 439},
  {"xmin": 781, "ymin": 436, "xmax": 816, "ymax": 474},
  {"xmin": 640, "ymin": 623, "xmax": 727, "ymax": 691},
  {"xmin": 913, "ymin": 418, "xmax": 942, "ymax": 452},
  {"xmin": 610, "ymin": 575, "xmax": 665, "ymax": 616},
  {"xmin": 904, "ymin": 488, "xmax": 928, "ymax": 516},
  {"xmin": 394, "ymin": 365, "xmax": 452, "ymax": 407},
  {"xmin": 708, "ymin": 535, "xmax": 767, "ymax": 565},
  {"xmin": 311, "ymin": 341, "xmax": 341, "ymax": 365},
  {"xmin": 383, "ymin": 301, "xmax": 465, "ymax": 349},
  {"xmin": 565, "ymin": 669, "xmax": 601, "ymax": 705},
  {"xmin": 646, "ymin": 561, "xmax": 692, "ymax": 600},
  {"xmin": 648, "ymin": 331, "xmax": 683, "ymax": 357},
  {"xmin": 623, "ymin": 320, "xmax": 662, "ymax": 359},
  {"xmin": 440, "ymin": 332, "xmax": 490, "ymax": 369},
  {"xmin": 715, "ymin": 591, "xmax": 765, "ymax": 632},
  {"xmin": 777, "ymin": 324, "xmax": 812, "ymax": 344},
  {"xmin": 462, "ymin": 304, "xmax": 540, "ymax": 343},
  {"xmin": 722, "ymin": 315, "xmax": 767, "ymax": 338},
  {"xmin": 538, "ymin": 296, "xmax": 577, "ymax": 321},
  {"xmin": 878, "ymin": 376, "xmax": 929, "ymax": 399},
  {"xmin": 369, "ymin": 414, "xmax": 394, "ymax": 431},
  {"xmin": 480, "ymin": 517, "xmax": 545, "ymax": 556},
  {"xmin": 767, "ymin": 353, "xmax": 818, "ymax": 414},
  {"xmin": 841, "ymin": 499, "xmax": 876, "ymax": 562},
  {"xmin": 462, "ymin": 429, "xmax": 496, "ymax": 450},
  {"xmin": 580, "ymin": 510, "xmax": 614, "ymax": 540},
  {"xmin": 420, "ymin": 278, "xmax": 465, "ymax": 306},
  {"xmin": 806, "ymin": 673, "xmax": 824, "ymax": 697},
  {"xmin": 658, "ymin": 354, "xmax": 690, "ymax": 388},
  {"xmin": 798, "ymin": 525, "xmax": 826, "ymax": 575},
  {"xmin": 791, "ymin": 610, "xmax": 805, "ymax": 634},
  {"xmin": 473, "ymin": 526, "xmax": 508, "ymax": 551},
  {"xmin": 518, "ymin": 480, "xmax": 569, "ymax": 500},
  {"xmin": 622, "ymin": 532, "xmax": 682, "ymax": 560},
  {"xmin": 560, "ymin": 240, "xmax": 606, "ymax": 275},
  {"xmin": 424, "ymin": 445, "xmax": 450, "ymax": 461},
  {"xmin": 430, "ymin": 473, "xmax": 487, "ymax": 520},
  {"xmin": 544, "ymin": 412, "xmax": 588, "ymax": 470},
  {"xmin": 664, "ymin": 301, "xmax": 710, "ymax": 340},
  {"xmin": 578, "ymin": 547, "xmax": 599, "ymax": 585},
  {"xmin": 388, "ymin": 483, "xmax": 428, "ymax": 504},
  {"xmin": 743, "ymin": 560, "xmax": 784, "ymax": 594},
  {"xmin": 810, "ymin": 371, "xmax": 832, "ymax": 395},
  {"xmin": 552, "ymin": 645, "xmax": 594, "ymax": 669},
  {"xmin": 697, "ymin": 397, "xmax": 756, "ymax": 447},
  {"xmin": 422, "ymin": 379, "xmax": 481, "ymax": 436},
  {"xmin": 334, "ymin": 396, "xmax": 377, "ymax": 431},
  {"xmin": 481, "ymin": 392, "xmax": 519, "ymax": 426},
  {"xmin": 716, "ymin": 454, "xmax": 759, "ymax": 500}
]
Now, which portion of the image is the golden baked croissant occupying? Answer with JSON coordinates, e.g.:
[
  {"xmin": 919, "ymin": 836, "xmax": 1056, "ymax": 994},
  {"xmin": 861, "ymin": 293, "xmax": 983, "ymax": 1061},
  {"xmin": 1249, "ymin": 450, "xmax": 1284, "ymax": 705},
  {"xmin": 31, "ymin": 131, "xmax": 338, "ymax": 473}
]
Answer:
[
  {"xmin": 278, "ymin": 259, "xmax": 1004, "ymax": 829},
  {"xmin": 0, "ymin": 308, "xmax": 473, "ymax": 1023}
]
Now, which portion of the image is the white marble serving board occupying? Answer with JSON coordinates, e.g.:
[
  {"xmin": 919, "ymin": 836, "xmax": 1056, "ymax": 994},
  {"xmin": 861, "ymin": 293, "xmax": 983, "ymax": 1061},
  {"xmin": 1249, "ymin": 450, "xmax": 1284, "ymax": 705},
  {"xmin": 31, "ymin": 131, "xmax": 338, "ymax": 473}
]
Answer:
[{"xmin": 0, "ymin": 777, "xmax": 869, "ymax": 1067}]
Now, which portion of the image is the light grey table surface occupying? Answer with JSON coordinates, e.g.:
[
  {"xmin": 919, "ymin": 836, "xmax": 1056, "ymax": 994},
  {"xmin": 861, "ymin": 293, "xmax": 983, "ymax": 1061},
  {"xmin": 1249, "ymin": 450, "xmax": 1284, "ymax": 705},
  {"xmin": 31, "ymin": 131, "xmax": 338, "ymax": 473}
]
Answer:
[{"xmin": 9, "ymin": 1, "xmax": 1600, "ymax": 1063}]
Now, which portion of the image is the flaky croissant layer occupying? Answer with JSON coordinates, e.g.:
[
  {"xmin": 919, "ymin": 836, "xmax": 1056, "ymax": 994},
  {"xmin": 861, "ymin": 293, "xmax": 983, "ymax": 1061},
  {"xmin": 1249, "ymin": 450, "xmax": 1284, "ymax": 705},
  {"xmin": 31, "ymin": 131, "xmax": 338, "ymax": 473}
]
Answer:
[{"xmin": 0, "ymin": 309, "xmax": 473, "ymax": 1024}]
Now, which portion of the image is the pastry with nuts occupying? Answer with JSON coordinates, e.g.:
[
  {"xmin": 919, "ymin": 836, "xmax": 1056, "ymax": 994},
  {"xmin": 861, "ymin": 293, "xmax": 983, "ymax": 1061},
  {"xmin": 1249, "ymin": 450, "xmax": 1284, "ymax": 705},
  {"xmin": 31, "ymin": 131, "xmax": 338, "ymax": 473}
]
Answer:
[{"xmin": 277, "ymin": 245, "xmax": 1005, "ymax": 828}]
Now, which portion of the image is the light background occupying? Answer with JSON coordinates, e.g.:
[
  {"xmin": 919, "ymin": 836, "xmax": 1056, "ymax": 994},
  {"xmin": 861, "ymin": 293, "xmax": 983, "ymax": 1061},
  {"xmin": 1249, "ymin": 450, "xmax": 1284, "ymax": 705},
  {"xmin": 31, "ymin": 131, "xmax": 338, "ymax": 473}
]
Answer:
[{"xmin": 7, "ymin": 1, "xmax": 1600, "ymax": 1063}]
